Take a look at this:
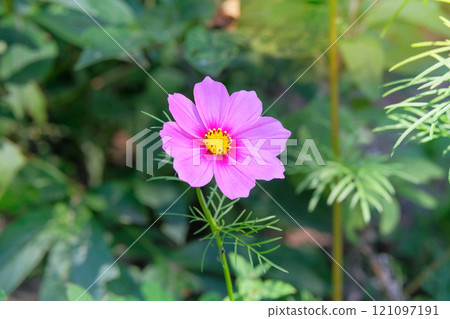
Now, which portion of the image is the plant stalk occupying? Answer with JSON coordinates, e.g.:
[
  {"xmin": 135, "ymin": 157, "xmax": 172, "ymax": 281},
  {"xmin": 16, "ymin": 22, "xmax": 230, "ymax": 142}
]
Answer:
[
  {"xmin": 329, "ymin": 0, "xmax": 343, "ymax": 301},
  {"xmin": 196, "ymin": 187, "xmax": 234, "ymax": 301}
]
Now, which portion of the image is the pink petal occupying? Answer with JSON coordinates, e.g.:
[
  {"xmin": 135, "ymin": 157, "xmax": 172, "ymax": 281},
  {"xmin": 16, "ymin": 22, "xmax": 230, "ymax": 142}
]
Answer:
[
  {"xmin": 160, "ymin": 122, "xmax": 213, "ymax": 187},
  {"xmin": 194, "ymin": 76, "xmax": 230, "ymax": 129},
  {"xmin": 173, "ymin": 150, "xmax": 214, "ymax": 187},
  {"xmin": 234, "ymin": 117, "xmax": 291, "ymax": 156},
  {"xmin": 232, "ymin": 148, "xmax": 286, "ymax": 181},
  {"xmin": 224, "ymin": 90, "xmax": 262, "ymax": 135},
  {"xmin": 160, "ymin": 121, "xmax": 196, "ymax": 157},
  {"xmin": 168, "ymin": 93, "xmax": 205, "ymax": 138},
  {"xmin": 214, "ymin": 160, "xmax": 255, "ymax": 200}
]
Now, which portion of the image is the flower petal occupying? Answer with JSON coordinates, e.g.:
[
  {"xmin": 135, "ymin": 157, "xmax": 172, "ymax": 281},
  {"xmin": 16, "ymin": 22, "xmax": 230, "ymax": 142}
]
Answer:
[
  {"xmin": 160, "ymin": 121, "xmax": 212, "ymax": 186},
  {"xmin": 234, "ymin": 117, "xmax": 291, "ymax": 156},
  {"xmin": 232, "ymin": 148, "xmax": 286, "ymax": 181},
  {"xmin": 168, "ymin": 93, "xmax": 205, "ymax": 138},
  {"xmin": 194, "ymin": 76, "xmax": 230, "ymax": 129},
  {"xmin": 214, "ymin": 160, "xmax": 255, "ymax": 200},
  {"xmin": 160, "ymin": 121, "xmax": 194, "ymax": 157},
  {"xmin": 173, "ymin": 151, "xmax": 214, "ymax": 187},
  {"xmin": 224, "ymin": 90, "xmax": 262, "ymax": 134}
]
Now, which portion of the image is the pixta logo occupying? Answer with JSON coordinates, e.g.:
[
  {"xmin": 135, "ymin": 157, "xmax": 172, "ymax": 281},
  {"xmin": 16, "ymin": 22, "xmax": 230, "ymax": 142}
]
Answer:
[{"xmin": 126, "ymin": 129, "xmax": 170, "ymax": 175}]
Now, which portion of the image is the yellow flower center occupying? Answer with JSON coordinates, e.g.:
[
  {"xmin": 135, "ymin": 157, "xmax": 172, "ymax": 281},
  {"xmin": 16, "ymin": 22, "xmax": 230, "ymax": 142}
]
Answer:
[{"xmin": 203, "ymin": 128, "xmax": 232, "ymax": 155}]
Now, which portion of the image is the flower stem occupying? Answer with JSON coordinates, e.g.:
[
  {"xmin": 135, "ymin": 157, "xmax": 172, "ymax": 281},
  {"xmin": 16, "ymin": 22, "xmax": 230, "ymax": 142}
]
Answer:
[
  {"xmin": 329, "ymin": 0, "xmax": 343, "ymax": 301},
  {"xmin": 196, "ymin": 187, "xmax": 234, "ymax": 301}
]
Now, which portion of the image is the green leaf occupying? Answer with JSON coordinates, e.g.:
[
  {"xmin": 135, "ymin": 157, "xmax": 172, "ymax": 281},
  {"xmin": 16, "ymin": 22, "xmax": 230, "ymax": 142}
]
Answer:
[
  {"xmin": 92, "ymin": 182, "xmax": 148, "ymax": 225},
  {"xmin": 74, "ymin": 26, "xmax": 149, "ymax": 69},
  {"xmin": 0, "ymin": 139, "xmax": 25, "ymax": 200},
  {"xmin": 379, "ymin": 200, "xmax": 401, "ymax": 235},
  {"xmin": 340, "ymin": 36, "xmax": 385, "ymax": 100},
  {"xmin": 40, "ymin": 213, "xmax": 120, "ymax": 300},
  {"xmin": 0, "ymin": 17, "xmax": 57, "ymax": 81},
  {"xmin": 140, "ymin": 282, "xmax": 175, "ymax": 301},
  {"xmin": 261, "ymin": 280, "xmax": 296, "ymax": 300},
  {"xmin": 66, "ymin": 283, "xmax": 93, "ymax": 301},
  {"xmin": 31, "ymin": 5, "xmax": 94, "ymax": 47},
  {"xmin": 229, "ymin": 252, "xmax": 256, "ymax": 278},
  {"xmin": 4, "ymin": 81, "xmax": 47, "ymax": 124},
  {"xmin": 237, "ymin": 0, "xmax": 328, "ymax": 59},
  {"xmin": 0, "ymin": 159, "xmax": 69, "ymax": 212},
  {"xmin": 0, "ymin": 208, "xmax": 57, "ymax": 294},
  {"xmin": 0, "ymin": 288, "xmax": 6, "ymax": 301},
  {"xmin": 344, "ymin": 205, "xmax": 366, "ymax": 243},
  {"xmin": 380, "ymin": 0, "xmax": 411, "ymax": 38},
  {"xmin": 141, "ymin": 0, "xmax": 215, "ymax": 43},
  {"xmin": 184, "ymin": 27, "xmax": 238, "ymax": 76},
  {"xmin": 39, "ymin": 241, "xmax": 73, "ymax": 301},
  {"xmin": 43, "ymin": 0, "xmax": 135, "ymax": 25},
  {"xmin": 68, "ymin": 220, "xmax": 120, "ymax": 299}
]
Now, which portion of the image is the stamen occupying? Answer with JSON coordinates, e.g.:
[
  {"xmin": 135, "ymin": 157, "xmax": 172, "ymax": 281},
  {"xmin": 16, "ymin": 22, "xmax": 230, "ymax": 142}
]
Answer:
[{"xmin": 203, "ymin": 128, "xmax": 232, "ymax": 155}]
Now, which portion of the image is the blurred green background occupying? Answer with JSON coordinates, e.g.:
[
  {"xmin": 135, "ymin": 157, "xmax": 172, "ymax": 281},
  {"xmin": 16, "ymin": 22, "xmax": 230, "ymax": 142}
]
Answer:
[{"xmin": 0, "ymin": 0, "xmax": 449, "ymax": 301}]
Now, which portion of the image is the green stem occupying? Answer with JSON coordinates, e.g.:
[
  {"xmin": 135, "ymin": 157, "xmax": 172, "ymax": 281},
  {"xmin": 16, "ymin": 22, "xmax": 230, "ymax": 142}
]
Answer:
[
  {"xmin": 329, "ymin": 0, "xmax": 343, "ymax": 301},
  {"xmin": 196, "ymin": 187, "xmax": 234, "ymax": 301}
]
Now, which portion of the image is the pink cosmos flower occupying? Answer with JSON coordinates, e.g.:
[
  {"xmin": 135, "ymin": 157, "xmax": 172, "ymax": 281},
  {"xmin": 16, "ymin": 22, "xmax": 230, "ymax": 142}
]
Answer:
[{"xmin": 160, "ymin": 76, "xmax": 291, "ymax": 199}]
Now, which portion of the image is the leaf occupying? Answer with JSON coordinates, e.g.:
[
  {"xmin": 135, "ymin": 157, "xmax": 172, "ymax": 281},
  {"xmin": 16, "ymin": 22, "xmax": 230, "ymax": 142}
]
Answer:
[
  {"xmin": 40, "ymin": 211, "xmax": 121, "ymax": 300},
  {"xmin": 394, "ymin": 158, "xmax": 444, "ymax": 183},
  {"xmin": 261, "ymin": 280, "xmax": 296, "ymax": 300},
  {"xmin": 40, "ymin": 240, "xmax": 72, "ymax": 301},
  {"xmin": 0, "ymin": 208, "xmax": 57, "ymax": 294},
  {"xmin": 31, "ymin": 4, "xmax": 94, "ymax": 47},
  {"xmin": 340, "ymin": 36, "xmax": 385, "ymax": 100},
  {"xmin": 67, "ymin": 220, "xmax": 120, "ymax": 299},
  {"xmin": 237, "ymin": 0, "xmax": 328, "ymax": 58},
  {"xmin": 140, "ymin": 282, "xmax": 175, "ymax": 301},
  {"xmin": 228, "ymin": 252, "xmax": 256, "ymax": 278},
  {"xmin": 0, "ymin": 288, "xmax": 6, "ymax": 301},
  {"xmin": 74, "ymin": 26, "xmax": 149, "ymax": 69},
  {"xmin": 92, "ymin": 182, "xmax": 148, "ymax": 225},
  {"xmin": 0, "ymin": 159, "xmax": 68, "ymax": 212},
  {"xmin": 140, "ymin": 0, "xmax": 215, "ymax": 43},
  {"xmin": 344, "ymin": 205, "xmax": 366, "ymax": 243},
  {"xmin": 379, "ymin": 199, "xmax": 401, "ymax": 235},
  {"xmin": 0, "ymin": 139, "xmax": 25, "ymax": 200},
  {"xmin": 380, "ymin": 0, "xmax": 411, "ymax": 38},
  {"xmin": 66, "ymin": 283, "xmax": 93, "ymax": 301},
  {"xmin": 0, "ymin": 17, "xmax": 57, "ymax": 81},
  {"xmin": 105, "ymin": 266, "xmax": 142, "ymax": 300},
  {"xmin": 4, "ymin": 81, "xmax": 47, "ymax": 124},
  {"xmin": 184, "ymin": 27, "xmax": 238, "ymax": 76},
  {"xmin": 199, "ymin": 291, "xmax": 221, "ymax": 301},
  {"xmin": 81, "ymin": 141, "xmax": 104, "ymax": 187},
  {"xmin": 42, "ymin": 0, "xmax": 136, "ymax": 25}
]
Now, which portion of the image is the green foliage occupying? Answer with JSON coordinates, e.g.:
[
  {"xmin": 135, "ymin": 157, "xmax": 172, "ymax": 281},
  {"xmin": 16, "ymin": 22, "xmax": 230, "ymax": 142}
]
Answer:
[
  {"xmin": 227, "ymin": 252, "xmax": 296, "ymax": 301},
  {"xmin": 0, "ymin": 139, "xmax": 25, "ymax": 200},
  {"xmin": 377, "ymin": 16, "xmax": 450, "ymax": 179},
  {"xmin": 4, "ymin": 81, "xmax": 47, "ymax": 125},
  {"xmin": 183, "ymin": 187, "xmax": 286, "ymax": 273},
  {"xmin": 293, "ymin": 154, "xmax": 442, "ymax": 236},
  {"xmin": 140, "ymin": 282, "xmax": 175, "ymax": 301},
  {"xmin": 0, "ymin": 288, "xmax": 6, "ymax": 301},
  {"xmin": 340, "ymin": 36, "xmax": 384, "ymax": 100},
  {"xmin": 0, "ymin": 16, "xmax": 58, "ymax": 82},
  {"xmin": 0, "ymin": 0, "xmax": 449, "ymax": 302},
  {"xmin": 66, "ymin": 283, "xmax": 93, "ymax": 301},
  {"xmin": 237, "ymin": 0, "xmax": 328, "ymax": 59},
  {"xmin": 184, "ymin": 27, "xmax": 238, "ymax": 76},
  {"xmin": 0, "ymin": 207, "xmax": 58, "ymax": 294},
  {"xmin": 296, "ymin": 158, "xmax": 402, "ymax": 223}
]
